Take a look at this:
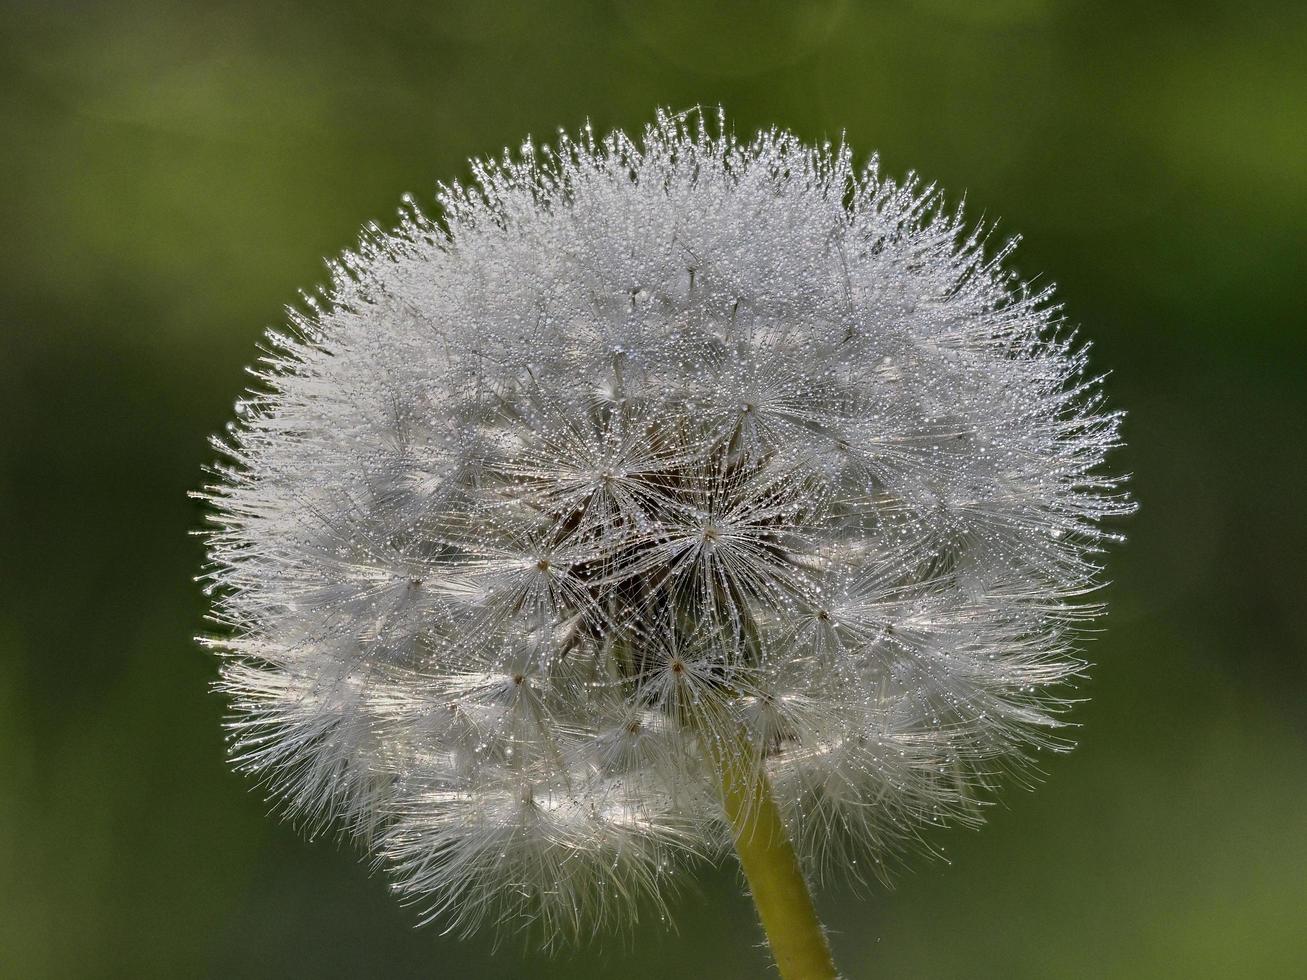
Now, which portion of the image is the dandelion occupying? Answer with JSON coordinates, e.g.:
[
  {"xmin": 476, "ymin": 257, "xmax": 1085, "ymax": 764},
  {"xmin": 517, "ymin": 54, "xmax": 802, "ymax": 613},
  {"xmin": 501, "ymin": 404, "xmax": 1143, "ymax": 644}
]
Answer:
[{"xmin": 197, "ymin": 109, "xmax": 1131, "ymax": 977}]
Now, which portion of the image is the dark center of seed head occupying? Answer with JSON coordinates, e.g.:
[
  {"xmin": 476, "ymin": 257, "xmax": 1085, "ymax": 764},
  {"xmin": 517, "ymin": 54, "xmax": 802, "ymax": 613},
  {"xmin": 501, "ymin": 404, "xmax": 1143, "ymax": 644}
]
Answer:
[
  {"xmin": 536, "ymin": 558, "xmax": 550, "ymax": 571},
  {"xmin": 670, "ymin": 660, "xmax": 684, "ymax": 674}
]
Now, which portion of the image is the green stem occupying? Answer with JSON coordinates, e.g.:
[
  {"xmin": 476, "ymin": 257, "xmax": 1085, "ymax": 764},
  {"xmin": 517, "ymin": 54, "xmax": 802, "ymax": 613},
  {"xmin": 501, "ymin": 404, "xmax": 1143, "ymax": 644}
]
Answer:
[{"xmin": 713, "ymin": 738, "xmax": 840, "ymax": 980}]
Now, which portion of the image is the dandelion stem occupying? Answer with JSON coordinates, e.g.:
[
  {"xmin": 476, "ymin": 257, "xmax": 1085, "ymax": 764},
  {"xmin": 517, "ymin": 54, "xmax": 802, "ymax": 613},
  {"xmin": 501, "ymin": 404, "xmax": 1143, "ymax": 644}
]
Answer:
[{"xmin": 714, "ymin": 737, "xmax": 840, "ymax": 980}]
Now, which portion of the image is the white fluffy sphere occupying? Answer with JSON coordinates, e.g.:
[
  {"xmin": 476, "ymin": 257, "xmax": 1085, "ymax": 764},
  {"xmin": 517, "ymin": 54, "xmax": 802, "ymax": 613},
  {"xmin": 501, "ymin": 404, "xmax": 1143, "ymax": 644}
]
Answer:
[{"xmin": 199, "ymin": 111, "xmax": 1130, "ymax": 940}]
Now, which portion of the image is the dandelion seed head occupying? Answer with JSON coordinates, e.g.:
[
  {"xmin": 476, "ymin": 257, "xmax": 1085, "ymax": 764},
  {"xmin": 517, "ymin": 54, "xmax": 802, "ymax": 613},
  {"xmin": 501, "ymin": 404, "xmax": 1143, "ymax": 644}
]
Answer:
[{"xmin": 198, "ymin": 109, "xmax": 1131, "ymax": 941}]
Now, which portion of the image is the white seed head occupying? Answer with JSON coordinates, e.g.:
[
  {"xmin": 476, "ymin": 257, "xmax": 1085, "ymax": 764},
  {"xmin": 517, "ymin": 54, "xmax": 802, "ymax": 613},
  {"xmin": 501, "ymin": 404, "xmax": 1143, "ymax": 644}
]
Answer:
[{"xmin": 198, "ymin": 110, "xmax": 1131, "ymax": 942}]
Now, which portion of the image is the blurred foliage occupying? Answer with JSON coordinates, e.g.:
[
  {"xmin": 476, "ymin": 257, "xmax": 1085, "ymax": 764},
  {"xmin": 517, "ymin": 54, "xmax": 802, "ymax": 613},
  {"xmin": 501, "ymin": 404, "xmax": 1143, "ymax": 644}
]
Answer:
[{"xmin": 1, "ymin": 1, "xmax": 1304, "ymax": 977}]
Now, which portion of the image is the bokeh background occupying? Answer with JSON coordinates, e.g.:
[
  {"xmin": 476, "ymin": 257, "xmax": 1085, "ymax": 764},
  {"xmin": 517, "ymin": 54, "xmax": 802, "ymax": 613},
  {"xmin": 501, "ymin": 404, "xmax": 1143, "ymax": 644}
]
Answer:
[{"xmin": 3, "ymin": 1, "xmax": 1304, "ymax": 977}]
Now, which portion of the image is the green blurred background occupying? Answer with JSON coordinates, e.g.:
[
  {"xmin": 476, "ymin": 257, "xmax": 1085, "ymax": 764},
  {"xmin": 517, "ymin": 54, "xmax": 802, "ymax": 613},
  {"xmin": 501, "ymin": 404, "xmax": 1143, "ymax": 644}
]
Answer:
[{"xmin": 2, "ymin": 1, "xmax": 1304, "ymax": 977}]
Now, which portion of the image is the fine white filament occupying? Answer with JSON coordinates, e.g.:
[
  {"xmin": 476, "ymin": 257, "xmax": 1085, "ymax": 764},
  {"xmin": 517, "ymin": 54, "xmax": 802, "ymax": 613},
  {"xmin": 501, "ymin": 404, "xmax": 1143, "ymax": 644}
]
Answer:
[{"xmin": 198, "ymin": 111, "xmax": 1130, "ymax": 943}]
